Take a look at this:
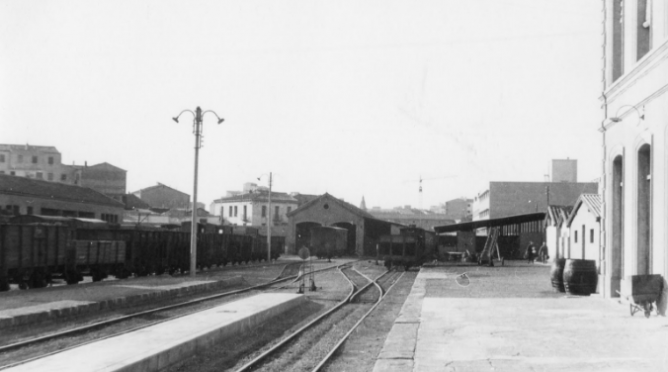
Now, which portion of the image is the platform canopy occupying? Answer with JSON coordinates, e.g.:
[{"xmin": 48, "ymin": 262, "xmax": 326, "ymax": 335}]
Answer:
[{"xmin": 433, "ymin": 212, "xmax": 545, "ymax": 233}]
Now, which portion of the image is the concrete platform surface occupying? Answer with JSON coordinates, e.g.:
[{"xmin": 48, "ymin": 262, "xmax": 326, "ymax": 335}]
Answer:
[
  {"xmin": 416, "ymin": 297, "xmax": 668, "ymax": 372},
  {"xmin": 374, "ymin": 263, "xmax": 668, "ymax": 372},
  {"xmin": 0, "ymin": 276, "xmax": 242, "ymax": 329},
  {"xmin": 6, "ymin": 293, "xmax": 305, "ymax": 372}
]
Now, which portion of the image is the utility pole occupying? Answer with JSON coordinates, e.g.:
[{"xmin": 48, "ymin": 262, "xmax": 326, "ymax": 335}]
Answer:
[
  {"xmin": 172, "ymin": 106, "xmax": 224, "ymax": 277},
  {"xmin": 267, "ymin": 172, "xmax": 272, "ymax": 262},
  {"xmin": 190, "ymin": 107, "xmax": 202, "ymax": 277}
]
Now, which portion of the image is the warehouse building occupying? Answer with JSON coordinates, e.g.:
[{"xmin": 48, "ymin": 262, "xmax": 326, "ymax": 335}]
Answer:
[{"xmin": 0, "ymin": 174, "xmax": 124, "ymax": 222}]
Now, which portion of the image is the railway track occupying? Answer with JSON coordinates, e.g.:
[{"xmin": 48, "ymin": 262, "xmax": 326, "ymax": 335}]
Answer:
[
  {"xmin": 233, "ymin": 264, "xmax": 404, "ymax": 372},
  {"xmin": 0, "ymin": 261, "xmax": 347, "ymax": 370}
]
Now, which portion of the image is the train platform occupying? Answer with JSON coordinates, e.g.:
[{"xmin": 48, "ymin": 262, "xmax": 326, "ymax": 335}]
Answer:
[
  {"xmin": 5, "ymin": 293, "xmax": 305, "ymax": 372},
  {"xmin": 0, "ymin": 274, "xmax": 242, "ymax": 329},
  {"xmin": 374, "ymin": 262, "xmax": 668, "ymax": 372}
]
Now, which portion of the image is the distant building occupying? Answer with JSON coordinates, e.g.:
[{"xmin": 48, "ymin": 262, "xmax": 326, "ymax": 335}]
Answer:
[
  {"xmin": 0, "ymin": 144, "xmax": 81, "ymax": 184},
  {"xmin": 367, "ymin": 206, "xmax": 455, "ymax": 232},
  {"xmin": 472, "ymin": 182, "xmax": 598, "ymax": 221},
  {"xmin": 132, "ymin": 183, "xmax": 190, "ymax": 210},
  {"xmin": 0, "ymin": 174, "xmax": 124, "ymax": 222},
  {"xmin": 290, "ymin": 192, "xmax": 320, "ymax": 207},
  {"xmin": 79, "ymin": 162, "xmax": 127, "ymax": 197},
  {"xmin": 360, "ymin": 196, "xmax": 367, "ymax": 211},
  {"xmin": 210, "ymin": 183, "xmax": 298, "ymax": 226},
  {"xmin": 551, "ymin": 159, "xmax": 577, "ymax": 183},
  {"xmin": 444, "ymin": 197, "xmax": 472, "ymax": 220}
]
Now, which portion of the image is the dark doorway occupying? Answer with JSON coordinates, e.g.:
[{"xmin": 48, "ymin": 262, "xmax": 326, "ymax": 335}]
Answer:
[
  {"xmin": 637, "ymin": 144, "xmax": 651, "ymax": 275},
  {"xmin": 296, "ymin": 222, "xmax": 321, "ymax": 252},
  {"xmin": 612, "ymin": 155, "xmax": 624, "ymax": 291},
  {"xmin": 332, "ymin": 222, "xmax": 356, "ymax": 255}
]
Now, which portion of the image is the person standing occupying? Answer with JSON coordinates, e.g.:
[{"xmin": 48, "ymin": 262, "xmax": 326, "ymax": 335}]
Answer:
[{"xmin": 525, "ymin": 241, "xmax": 535, "ymax": 264}]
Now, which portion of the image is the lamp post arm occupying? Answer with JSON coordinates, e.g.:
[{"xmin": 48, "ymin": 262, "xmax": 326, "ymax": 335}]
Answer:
[
  {"xmin": 202, "ymin": 110, "xmax": 225, "ymax": 124},
  {"xmin": 172, "ymin": 109, "xmax": 196, "ymax": 123}
]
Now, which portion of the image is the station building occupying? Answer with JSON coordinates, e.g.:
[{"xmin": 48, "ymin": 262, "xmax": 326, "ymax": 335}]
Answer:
[
  {"xmin": 601, "ymin": 0, "xmax": 668, "ymax": 304},
  {"xmin": 286, "ymin": 193, "xmax": 397, "ymax": 256}
]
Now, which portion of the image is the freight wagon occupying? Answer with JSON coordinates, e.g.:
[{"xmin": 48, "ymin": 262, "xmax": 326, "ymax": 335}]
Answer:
[
  {"xmin": 310, "ymin": 226, "xmax": 347, "ymax": 260},
  {"xmin": 378, "ymin": 225, "xmax": 436, "ymax": 264},
  {"xmin": 0, "ymin": 217, "xmax": 281, "ymax": 291}
]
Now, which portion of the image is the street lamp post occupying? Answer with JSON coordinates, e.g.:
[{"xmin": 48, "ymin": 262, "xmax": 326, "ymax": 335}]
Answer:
[{"xmin": 172, "ymin": 106, "xmax": 224, "ymax": 277}]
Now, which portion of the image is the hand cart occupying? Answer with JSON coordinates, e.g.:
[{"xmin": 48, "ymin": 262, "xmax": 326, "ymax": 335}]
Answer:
[
  {"xmin": 617, "ymin": 291, "xmax": 659, "ymax": 318},
  {"xmin": 616, "ymin": 274, "xmax": 664, "ymax": 318}
]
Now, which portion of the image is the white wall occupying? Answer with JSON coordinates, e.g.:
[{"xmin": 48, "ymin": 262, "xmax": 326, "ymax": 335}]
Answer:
[
  {"xmin": 568, "ymin": 209, "xmax": 600, "ymax": 265},
  {"xmin": 545, "ymin": 225, "xmax": 558, "ymax": 260},
  {"xmin": 602, "ymin": 0, "xmax": 668, "ymax": 301}
]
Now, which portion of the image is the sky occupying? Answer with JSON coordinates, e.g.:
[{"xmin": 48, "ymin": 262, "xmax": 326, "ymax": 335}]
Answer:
[{"xmin": 0, "ymin": 0, "xmax": 604, "ymax": 211}]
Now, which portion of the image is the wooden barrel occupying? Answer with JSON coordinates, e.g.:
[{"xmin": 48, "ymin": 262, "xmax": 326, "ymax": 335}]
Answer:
[
  {"xmin": 563, "ymin": 259, "xmax": 598, "ymax": 295},
  {"xmin": 550, "ymin": 258, "xmax": 566, "ymax": 292}
]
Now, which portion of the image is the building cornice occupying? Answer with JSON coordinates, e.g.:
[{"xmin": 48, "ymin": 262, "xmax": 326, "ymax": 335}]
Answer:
[{"xmin": 604, "ymin": 39, "xmax": 668, "ymax": 101}]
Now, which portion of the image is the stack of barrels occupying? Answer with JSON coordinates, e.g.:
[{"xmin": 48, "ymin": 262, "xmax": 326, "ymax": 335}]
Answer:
[{"xmin": 551, "ymin": 258, "xmax": 598, "ymax": 295}]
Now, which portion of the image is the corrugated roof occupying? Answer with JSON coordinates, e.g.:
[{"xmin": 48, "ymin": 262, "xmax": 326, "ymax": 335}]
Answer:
[
  {"xmin": 581, "ymin": 194, "xmax": 602, "ymax": 217},
  {"xmin": 434, "ymin": 212, "xmax": 546, "ymax": 233},
  {"xmin": 566, "ymin": 194, "xmax": 602, "ymax": 227},
  {"xmin": 0, "ymin": 174, "xmax": 124, "ymax": 208},
  {"xmin": 546, "ymin": 205, "xmax": 573, "ymax": 226}
]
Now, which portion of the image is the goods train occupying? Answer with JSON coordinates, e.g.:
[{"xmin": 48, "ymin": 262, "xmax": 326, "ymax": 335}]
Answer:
[{"xmin": 0, "ymin": 216, "xmax": 282, "ymax": 291}]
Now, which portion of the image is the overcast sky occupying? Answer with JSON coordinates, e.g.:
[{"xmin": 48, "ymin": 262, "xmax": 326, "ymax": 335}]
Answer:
[{"xmin": 1, "ymin": 0, "xmax": 603, "ymax": 211}]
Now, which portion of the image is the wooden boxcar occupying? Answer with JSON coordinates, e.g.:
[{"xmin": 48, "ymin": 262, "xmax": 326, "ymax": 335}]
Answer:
[
  {"xmin": 310, "ymin": 226, "xmax": 347, "ymax": 259},
  {"xmin": 378, "ymin": 226, "xmax": 436, "ymax": 261}
]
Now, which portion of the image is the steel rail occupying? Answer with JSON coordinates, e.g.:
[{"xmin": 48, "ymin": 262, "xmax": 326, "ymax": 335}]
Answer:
[
  {"xmin": 311, "ymin": 269, "xmax": 405, "ymax": 372},
  {"xmin": 233, "ymin": 264, "xmax": 359, "ymax": 372},
  {"xmin": 0, "ymin": 261, "xmax": 344, "ymax": 368}
]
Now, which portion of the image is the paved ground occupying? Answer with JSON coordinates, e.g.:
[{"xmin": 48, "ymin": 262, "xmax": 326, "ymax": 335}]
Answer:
[
  {"xmin": 375, "ymin": 261, "xmax": 668, "ymax": 372},
  {"xmin": 5, "ymin": 293, "xmax": 305, "ymax": 372}
]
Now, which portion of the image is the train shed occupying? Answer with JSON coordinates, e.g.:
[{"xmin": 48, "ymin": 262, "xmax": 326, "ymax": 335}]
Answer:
[
  {"xmin": 433, "ymin": 212, "xmax": 546, "ymax": 259},
  {"xmin": 286, "ymin": 193, "xmax": 398, "ymax": 256}
]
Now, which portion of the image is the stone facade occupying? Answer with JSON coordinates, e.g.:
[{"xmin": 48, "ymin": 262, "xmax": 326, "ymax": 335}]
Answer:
[
  {"xmin": 210, "ymin": 186, "xmax": 298, "ymax": 227},
  {"xmin": 444, "ymin": 198, "xmax": 473, "ymax": 220},
  {"xmin": 0, "ymin": 144, "xmax": 82, "ymax": 184},
  {"xmin": 601, "ymin": 0, "xmax": 668, "ymax": 304}
]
